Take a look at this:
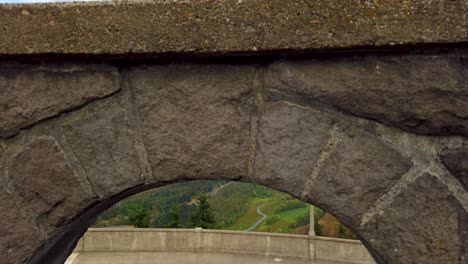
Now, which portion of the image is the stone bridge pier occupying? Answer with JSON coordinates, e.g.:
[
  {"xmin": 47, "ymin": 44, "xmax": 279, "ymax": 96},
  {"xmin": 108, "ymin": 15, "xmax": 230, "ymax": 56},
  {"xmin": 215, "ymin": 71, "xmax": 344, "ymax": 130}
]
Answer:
[{"xmin": 0, "ymin": 1, "xmax": 467, "ymax": 264}]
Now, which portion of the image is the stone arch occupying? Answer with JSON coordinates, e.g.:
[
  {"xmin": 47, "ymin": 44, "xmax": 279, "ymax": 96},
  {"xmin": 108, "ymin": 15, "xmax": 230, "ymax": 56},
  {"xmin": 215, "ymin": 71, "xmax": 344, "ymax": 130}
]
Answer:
[{"xmin": 0, "ymin": 58, "xmax": 466, "ymax": 264}]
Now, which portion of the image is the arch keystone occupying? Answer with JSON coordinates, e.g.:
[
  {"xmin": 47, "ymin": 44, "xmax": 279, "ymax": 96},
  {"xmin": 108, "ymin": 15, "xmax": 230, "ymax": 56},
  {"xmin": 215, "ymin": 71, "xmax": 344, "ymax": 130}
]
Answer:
[{"xmin": 126, "ymin": 64, "xmax": 255, "ymax": 182}]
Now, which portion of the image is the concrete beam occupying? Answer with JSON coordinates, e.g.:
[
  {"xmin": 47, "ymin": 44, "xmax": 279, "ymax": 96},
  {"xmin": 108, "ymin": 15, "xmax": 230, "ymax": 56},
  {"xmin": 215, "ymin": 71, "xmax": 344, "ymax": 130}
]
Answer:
[{"xmin": 0, "ymin": 0, "xmax": 466, "ymax": 56}]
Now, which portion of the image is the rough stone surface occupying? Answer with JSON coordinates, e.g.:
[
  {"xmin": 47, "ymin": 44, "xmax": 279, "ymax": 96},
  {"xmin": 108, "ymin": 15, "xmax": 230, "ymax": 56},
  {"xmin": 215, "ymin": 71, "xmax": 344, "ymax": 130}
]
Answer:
[
  {"xmin": 62, "ymin": 102, "xmax": 142, "ymax": 199},
  {"xmin": 7, "ymin": 138, "xmax": 95, "ymax": 227},
  {"xmin": 253, "ymin": 101, "xmax": 334, "ymax": 195},
  {"xmin": 0, "ymin": 57, "xmax": 465, "ymax": 264},
  {"xmin": 264, "ymin": 54, "xmax": 468, "ymax": 137},
  {"xmin": 440, "ymin": 146, "xmax": 468, "ymax": 190},
  {"xmin": 0, "ymin": 0, "xmax": 466, "ymax": 55},
  {"xmin": 0, "ymin": 187, "xmax": 45, "ymax": 264},
  {"xmin": 307, "ymin": 125, "xmax": 413, "ymax": 228},
  {"xmin": 360, "ymin": 174, "xmax": 467, "ymax": 264},
  {"xmin": 127, "ymin": 64, "xmax": 254, "ymax": 182},
  {"xmin": 0, "ymin": 64, "xmax": 119, "ymax": 137}
]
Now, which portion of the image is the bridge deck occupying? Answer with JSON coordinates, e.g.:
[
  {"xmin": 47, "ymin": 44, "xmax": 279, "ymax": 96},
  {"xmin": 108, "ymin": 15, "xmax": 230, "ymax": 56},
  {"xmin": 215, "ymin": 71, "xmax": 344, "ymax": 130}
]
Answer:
[
  {"xmin": 66, "ymin": 252, "xmax": 350, "ymax": 264},
  {"xmin": 0, "ymin": 0, "xmax": 466, "ymax": 55}
]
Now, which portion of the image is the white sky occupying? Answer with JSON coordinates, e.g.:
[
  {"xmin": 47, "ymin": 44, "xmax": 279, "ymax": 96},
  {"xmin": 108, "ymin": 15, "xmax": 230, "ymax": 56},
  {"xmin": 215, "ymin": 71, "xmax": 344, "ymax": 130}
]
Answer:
[{"xmin": 0, "ymin": 0, "xmax": 104, "ymax": 3}]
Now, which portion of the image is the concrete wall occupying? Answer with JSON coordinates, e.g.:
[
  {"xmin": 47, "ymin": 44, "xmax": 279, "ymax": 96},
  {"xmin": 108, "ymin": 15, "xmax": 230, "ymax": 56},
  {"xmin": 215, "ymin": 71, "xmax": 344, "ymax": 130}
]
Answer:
[
  {"xmin": 314, "ymin": 236, "xmax": 375, "ymax": 263},
  {"xmin": 74, "ymin": 228, "xmax": 374, "ymax": 263}
]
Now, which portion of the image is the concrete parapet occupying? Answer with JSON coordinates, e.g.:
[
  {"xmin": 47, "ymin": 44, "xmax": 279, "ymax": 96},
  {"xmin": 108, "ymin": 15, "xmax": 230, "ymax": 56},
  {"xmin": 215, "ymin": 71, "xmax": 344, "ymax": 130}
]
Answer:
[
  {"xmin": 315, "ymin": 236, "xmax": 375, "ymax": 264},
  {"xmin": 74, "ymin": 228, "xmax": 373, "ymax": 263}
]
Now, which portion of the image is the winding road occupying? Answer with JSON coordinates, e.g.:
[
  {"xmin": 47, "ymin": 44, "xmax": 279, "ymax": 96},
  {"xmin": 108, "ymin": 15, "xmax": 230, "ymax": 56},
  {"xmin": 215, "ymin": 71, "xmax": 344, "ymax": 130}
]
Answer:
[{"xmin": 243, "ymin": 203, "xmax": 269, "ymax": 232}]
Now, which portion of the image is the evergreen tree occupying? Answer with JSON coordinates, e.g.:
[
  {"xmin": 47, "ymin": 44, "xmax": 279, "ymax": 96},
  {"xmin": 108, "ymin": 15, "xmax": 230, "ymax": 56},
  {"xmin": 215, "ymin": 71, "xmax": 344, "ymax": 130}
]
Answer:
[
  {"xmin": 167, "ymin": 204, "xmax": 181, "ymax": 228},
  {"xmin": 314, "ymin": 218, "xmax": 322, "ymax": 236},
  {"xmin": 128, "ymin": 206, "xmax": 150, "ymax": 228},
  {"xmin": 190, "ymin": 194, "xmax": 216, "ymax": 229},
  {"xmin": 338, "ymin": 224, "xmax": 346, "ymax": 238}
]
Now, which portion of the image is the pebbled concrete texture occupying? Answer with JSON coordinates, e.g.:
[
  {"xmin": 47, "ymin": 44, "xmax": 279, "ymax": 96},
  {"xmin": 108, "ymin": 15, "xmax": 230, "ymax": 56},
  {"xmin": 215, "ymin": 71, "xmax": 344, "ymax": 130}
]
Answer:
[{"xmin": 0, "ymin": 0, "xmax": 466, "ymax": 56}]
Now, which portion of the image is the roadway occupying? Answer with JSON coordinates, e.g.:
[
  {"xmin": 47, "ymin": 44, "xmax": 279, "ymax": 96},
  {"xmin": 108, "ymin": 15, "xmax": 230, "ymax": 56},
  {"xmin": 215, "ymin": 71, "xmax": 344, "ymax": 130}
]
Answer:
[{"xmin": 243, "ymin": 202, "xmax": 269, "ymax": 231}]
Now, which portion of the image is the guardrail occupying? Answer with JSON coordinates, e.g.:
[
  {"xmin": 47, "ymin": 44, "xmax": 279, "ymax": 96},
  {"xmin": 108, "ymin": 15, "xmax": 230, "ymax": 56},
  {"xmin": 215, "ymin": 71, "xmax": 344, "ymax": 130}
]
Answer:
[{"xmin": 74, "ymin": 228, "xmax": 374, "ymax": 263}]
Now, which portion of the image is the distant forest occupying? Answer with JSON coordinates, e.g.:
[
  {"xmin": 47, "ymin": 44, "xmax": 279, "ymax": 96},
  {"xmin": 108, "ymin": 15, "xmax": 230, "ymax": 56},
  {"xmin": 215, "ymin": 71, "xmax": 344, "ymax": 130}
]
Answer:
[{"xmin": 93, "ymin": 180, "xmax": 356, "ymax": 239}]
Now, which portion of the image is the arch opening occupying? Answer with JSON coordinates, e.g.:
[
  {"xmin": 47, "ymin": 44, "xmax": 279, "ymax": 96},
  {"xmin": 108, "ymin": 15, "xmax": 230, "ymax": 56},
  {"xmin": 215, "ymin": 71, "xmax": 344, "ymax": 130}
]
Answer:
[{"xmin": 58, "ymin": 180, "xmax": 373, "ymax": 264}]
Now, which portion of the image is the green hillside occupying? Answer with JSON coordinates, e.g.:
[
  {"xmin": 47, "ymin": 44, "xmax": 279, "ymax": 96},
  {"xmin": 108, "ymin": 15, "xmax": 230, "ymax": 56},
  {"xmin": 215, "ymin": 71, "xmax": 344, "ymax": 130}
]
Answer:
[
  {"xmin": 93, "ymin": 180, "xmax": 355, "ymax": 239},
  {"xmin": 227, "ymin": 197, "xmax": 271, "ymax": 231}
]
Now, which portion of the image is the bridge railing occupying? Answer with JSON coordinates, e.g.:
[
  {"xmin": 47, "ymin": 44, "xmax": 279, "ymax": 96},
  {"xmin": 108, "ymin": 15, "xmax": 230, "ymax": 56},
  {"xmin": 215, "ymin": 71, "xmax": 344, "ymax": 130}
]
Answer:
[{"xmin": 74, "ymin": 228, "xmax": 374, "ymax": 263}]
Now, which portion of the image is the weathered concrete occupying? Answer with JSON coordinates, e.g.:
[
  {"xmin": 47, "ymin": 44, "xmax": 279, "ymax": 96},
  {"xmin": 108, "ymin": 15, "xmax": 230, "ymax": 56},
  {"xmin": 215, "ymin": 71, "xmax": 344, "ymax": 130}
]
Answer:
[
  {"xmin": 70, "ymin": 228, "xmax": 374, "ymax": 264},
  {"xmin": 0, "ymin": 1, "xmax": 467, "ymax": 55},
  {"xmin": 315, "ymin": 236, "xmax": 375, "ymax": 264},
  {"xmin": 68, "ymin": 252, "xmax": 331, "ymax": 264}
]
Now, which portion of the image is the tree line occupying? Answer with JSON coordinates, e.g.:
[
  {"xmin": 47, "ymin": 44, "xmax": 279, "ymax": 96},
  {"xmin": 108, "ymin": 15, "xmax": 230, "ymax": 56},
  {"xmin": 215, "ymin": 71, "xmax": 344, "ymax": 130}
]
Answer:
[{"xmin": 128, "ymin": 194, "xmax": 216, "ymax": 229}]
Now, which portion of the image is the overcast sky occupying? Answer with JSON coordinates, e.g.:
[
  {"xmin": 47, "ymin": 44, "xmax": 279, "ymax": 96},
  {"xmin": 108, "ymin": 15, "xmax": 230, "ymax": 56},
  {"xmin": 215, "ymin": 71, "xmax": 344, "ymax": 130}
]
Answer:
[{"xmin": 0, "ymin": 0, "xmax": 103, "ymax": 3}]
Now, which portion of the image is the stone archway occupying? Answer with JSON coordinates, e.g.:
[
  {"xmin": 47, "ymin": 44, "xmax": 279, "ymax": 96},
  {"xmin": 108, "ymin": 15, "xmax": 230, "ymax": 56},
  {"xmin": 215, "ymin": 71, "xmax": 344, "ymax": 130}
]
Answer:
[{"xmin": 0, "ymin": 53, "xmax": 466, "ymax": 264}]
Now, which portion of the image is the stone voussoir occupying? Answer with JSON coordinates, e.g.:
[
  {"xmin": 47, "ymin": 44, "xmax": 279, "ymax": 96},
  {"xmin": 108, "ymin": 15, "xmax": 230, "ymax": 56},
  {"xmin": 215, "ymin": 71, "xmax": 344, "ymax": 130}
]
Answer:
[
  {"xmin": 305, "ymin": 122, "xmax": 413, "ymax": 229},
  {"xmin": 0, "ymin": 0, "xmax": 466, "ymax": 56},
  {"xmin": 124, "ymin": 64, "xmax": 255, "ymax": 182},
  {"xmin": 6, "ymin": 137, "xmax": 96, "ymax": 227},
  {"xmin": 0, "ymin": 63, "xmax": 120, "ymax": 138},
  {"xmin": 252, "ymin": 100, "xmax": 336, "ymax": 195},
  {"xmin": 439, "ymin": 144, "xmax": 468, "ymax": 190},
  {"xmin": 359, "ymin": 173, "xmax": 467, "ymax": 264},
  {"xmin": 61, "ymin": 97, "xmax": 143, "ymax": 199},
  {"xmin": 0, "ymin": 187, "xmax": 46, "ymax": 264},
  {"xmin": 264, "ymin": 53, "xmax": 468, "ymax": 137}
]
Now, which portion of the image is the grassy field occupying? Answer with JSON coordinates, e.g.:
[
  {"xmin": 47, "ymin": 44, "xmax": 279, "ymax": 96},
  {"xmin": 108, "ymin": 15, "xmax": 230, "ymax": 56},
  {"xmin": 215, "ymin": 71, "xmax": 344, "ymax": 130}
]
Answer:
[
  {"xmin": 277, "ymin": 206, "xmax": 310, "ymax": 223},
  {"xmin": 226, "ymin": 192, "xmax": 310, "ymax": 233}
]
